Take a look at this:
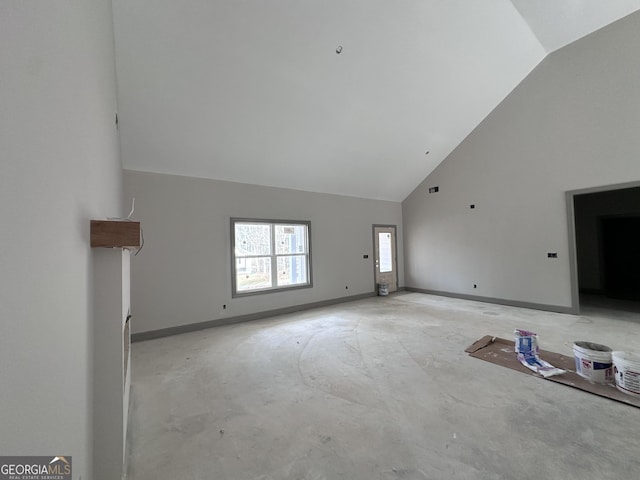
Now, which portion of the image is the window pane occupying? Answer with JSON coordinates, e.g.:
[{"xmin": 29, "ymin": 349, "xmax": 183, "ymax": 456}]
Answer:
[
  {"xmin": 379, "ymin": 232, "xmax": 393, "ymax": 273},
  {"xmin": 277, "ymin": 255, "xmax": 307, "ymax": 286},
  {"xmin": 276, "ymin": 224, "xmax": 307, "ymax": 254},
  {"xmin": 236, "ymin": 257, "xmax": 272, "ymax": 291},
  {"xmin": 232, "ymin": 219, "xmax": 312, "ymax": 296},
  {"xmin": 235, "ymin": 223, "xmax": 271, "ymax": 256}
]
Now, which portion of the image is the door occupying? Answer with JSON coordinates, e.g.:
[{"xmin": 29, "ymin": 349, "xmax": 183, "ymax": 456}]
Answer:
[
  {"xmin": 601, "ymin": 216, "xmax": 640, "ymax": 300},
  {"xmin": 373, "ymin": 225, "xmax": 398, "ymax": 293}
]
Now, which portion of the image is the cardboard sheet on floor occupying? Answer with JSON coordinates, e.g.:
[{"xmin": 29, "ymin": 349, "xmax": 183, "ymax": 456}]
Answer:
[{"xmin": 465, "ymin": 335, "xmax": 640, "ymax": 408}]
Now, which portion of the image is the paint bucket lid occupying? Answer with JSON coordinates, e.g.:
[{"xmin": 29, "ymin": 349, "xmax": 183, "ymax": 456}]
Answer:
[
  {"xmin": 612, "ymin": 351, "xmax": 640, "ymax": 365},
  {"xmin": 573, "ymin": 341, "xmax": 612, "ymax": 353}
]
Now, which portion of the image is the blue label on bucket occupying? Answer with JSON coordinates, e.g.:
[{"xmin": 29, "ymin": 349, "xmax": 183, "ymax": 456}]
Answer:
[
  {"xmin": 575, "ymin": 358, "xmax": 612, "ymax": 373},
  {"xmin": 593, "ymin": 361, "xmax": 613, "ymax": 370}
]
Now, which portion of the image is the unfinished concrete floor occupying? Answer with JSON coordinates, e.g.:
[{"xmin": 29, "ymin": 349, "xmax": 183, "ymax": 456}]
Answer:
[{"xmin": 127, "ymin": 293, "xmax": 640, "ymax": 480}]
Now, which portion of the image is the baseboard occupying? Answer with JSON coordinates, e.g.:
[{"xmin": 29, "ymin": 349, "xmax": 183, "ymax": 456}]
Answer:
[
  {"xmin": 132, "ymin": 291, "xmax": 378, "ymax": 342},
  {"xmin": 404, "ymin": 287, "xmax": 578, "ymax": 315}
]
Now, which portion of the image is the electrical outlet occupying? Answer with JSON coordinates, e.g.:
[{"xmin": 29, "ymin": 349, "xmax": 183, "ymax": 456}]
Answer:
[
  {"xmin": 548, "ymin": 253, "xmax": 558, "ymax": 258},
  {"xmin": 474, "ymin": 284, "xmax": 477, "ymax": 288}
]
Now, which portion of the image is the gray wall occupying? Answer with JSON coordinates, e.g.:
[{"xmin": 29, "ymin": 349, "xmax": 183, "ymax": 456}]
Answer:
[
  {"xmin": 124, "ymin": 170, "xmax": 403, "ymax": 334},
  {"xmin": 0, "ymin": 1, "xmax": 122, "ymax": 478},
  {"xmin": 575, "ymin": 187, "xmax": 640, "ymax": 291},
  {"xmin": 402, "ymin": 12, "xmax": 640, "ymax": 311}
]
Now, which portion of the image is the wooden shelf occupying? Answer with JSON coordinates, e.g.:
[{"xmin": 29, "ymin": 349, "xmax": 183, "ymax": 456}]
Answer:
[{"xmin": 91, "ymin": 220, "xmax": 141, "ymax": 249}]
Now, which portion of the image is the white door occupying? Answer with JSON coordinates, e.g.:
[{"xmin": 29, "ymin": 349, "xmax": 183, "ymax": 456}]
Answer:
[{"xmin": 374, "ymin": 225, "xmax": 397, "ymax": 293}]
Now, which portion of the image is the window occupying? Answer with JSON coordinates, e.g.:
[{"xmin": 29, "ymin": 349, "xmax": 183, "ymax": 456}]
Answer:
[{"xmin": 231, "ymin": 219, "xmax": 312, "ymax": 296}]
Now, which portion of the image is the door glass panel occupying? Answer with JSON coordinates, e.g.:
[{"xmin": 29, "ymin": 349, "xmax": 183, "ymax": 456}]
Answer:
[{"xmin": 379, "ymin": 232, "xmax": 393, "ymax": 273}]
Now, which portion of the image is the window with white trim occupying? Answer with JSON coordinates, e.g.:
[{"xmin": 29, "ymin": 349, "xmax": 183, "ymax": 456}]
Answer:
[{"xmin": 232, "ymin": 219, "xmax": 312, "ymax": 296}]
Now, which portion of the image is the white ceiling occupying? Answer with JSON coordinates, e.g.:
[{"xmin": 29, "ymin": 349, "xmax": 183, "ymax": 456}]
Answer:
[
  {"xmin": 112, "ymin": 0, "xmax": 640, "ymax": 201},
  {"xmin": 511, "ymin": 0, "xmax": 640, "ymax": 53}
]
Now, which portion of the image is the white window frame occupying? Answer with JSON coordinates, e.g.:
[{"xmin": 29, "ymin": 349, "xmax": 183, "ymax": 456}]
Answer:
[{"xmin": 231, "ymin": 218, "xmax": 312, "ymax": 297}]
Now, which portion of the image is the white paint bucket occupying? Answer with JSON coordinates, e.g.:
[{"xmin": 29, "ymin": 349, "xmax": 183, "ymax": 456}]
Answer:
[
  {"xmin": 378, "ymin": 282, "xmax": 389, "ymax": 296},
  {"xmin": 612, "ymin": 351, "xmax": 640, "ymax": 397},
  {"xmin": 572, "ymin": 341, "xmax": 613, "ymax": 384}
]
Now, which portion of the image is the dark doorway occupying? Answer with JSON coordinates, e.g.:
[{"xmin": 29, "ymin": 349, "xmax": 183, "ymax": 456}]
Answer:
[
  {"xmin": 601, "ymin": 216, "xmax": 640, "ymax": 300},
  {"xmin": 574, "ymin": 186, "xmax": 640, "ymax": 306}
]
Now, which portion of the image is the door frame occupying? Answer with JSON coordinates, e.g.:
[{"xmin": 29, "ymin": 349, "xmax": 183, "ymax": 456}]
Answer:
[
  {"xmin": 372, "ymin": 224, "xmax": 398, "ymax": 292},
  {"xmin": 565, "ymin": 180, "xmax": 640, "ymax": 314}
]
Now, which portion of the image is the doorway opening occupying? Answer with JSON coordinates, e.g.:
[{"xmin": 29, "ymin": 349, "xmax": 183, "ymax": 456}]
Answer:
[
  {"xmin": 567, "ymin": 183, "xmax": 640, "ymax": 314},
  {"xmin": 373, "ymin": 225, "xmax": 398, "ymax": 294}
]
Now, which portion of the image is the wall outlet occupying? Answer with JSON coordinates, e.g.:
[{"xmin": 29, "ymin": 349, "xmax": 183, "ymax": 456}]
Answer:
[
  {"xmin": 547, "ymin": 253, "xmax": 558, "ymax": 258},
  {"xmin": 474, "ymin": 284, "xmax": 477, "ymax": 288}
]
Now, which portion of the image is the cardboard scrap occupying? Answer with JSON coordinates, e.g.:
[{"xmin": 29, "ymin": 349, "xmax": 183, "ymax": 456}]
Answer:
[{"xmin": 465, "ymin": 335, "xmax": 640, "ymax": 408}]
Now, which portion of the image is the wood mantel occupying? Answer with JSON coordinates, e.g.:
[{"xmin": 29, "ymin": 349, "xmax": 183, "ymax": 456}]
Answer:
[{"xmin": 91, "ymin": 220, "xmax": 141, "ymax": 249}]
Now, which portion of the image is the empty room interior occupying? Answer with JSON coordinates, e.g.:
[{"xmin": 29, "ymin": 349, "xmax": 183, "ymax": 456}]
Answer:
[{"xmin": 3, "ymin": 1, "xmax": 640, "ymax": 479}]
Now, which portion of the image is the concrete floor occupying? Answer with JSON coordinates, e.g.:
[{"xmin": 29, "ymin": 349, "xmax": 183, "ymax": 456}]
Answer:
[{"xmin": 126, "ymin": 293, "xmax": 640, "ymax": 480}]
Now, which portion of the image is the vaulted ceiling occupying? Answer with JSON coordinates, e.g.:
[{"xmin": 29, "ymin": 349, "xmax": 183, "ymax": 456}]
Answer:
[{"xmin": 112, "ymin": 0, "xmax": 640, "ymax": 201}]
